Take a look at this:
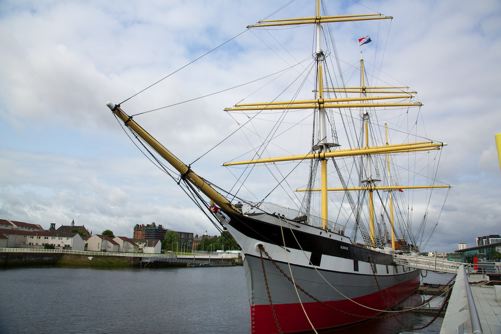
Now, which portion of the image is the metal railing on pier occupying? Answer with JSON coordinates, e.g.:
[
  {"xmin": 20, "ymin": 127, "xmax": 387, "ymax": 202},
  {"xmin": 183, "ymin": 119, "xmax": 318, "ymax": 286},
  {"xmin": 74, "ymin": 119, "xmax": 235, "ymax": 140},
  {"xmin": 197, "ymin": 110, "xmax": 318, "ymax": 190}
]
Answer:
[
  {"xmin": 0, "ymin": 247, "xmax": 241, "ymax": 260},
  {"xmin": 393, "ymin": 253, "xmax": 470, "ymax": 274},
  {"xmin": 440, "ymin": 265, "xmax": 483, "ymax": 334}
]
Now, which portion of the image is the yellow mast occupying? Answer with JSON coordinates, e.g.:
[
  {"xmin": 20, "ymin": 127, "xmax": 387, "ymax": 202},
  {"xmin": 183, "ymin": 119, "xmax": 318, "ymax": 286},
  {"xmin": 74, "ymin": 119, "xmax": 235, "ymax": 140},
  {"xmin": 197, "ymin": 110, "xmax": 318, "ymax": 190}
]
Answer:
[
  {"xmin": 296, "ymin": 185, "xmax": 451, "ymax": 192},
  {"xmin": 223, "ymin": 141, "xmax": 444, "ymax": 166},
  {"xmin": 107, "ymin": 103, "xmax": 238, "ymax": 215},
  {"xmin": 315, "ymin": 0, "xmax": 329, "ymax": 230},
  {"xmin": 360, "ymin": 57, "xmax": 376, "ymax": 247},
  {"xmin": 105, "ymin": 2, "xmax": 450, "ymax": 253},
  {"xmin": 386, "ymin": 123, "xmax": 396, "ymax": 250}
]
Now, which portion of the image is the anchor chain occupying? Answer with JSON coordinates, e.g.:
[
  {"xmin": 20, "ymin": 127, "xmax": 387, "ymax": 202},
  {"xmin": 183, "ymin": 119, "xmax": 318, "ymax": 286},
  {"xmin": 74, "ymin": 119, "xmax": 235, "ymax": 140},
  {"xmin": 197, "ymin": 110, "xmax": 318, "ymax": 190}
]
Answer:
[
  {"xmin": 259, "ymin": 245, "xmax": 283, "ymax": 334},
  {"xmin": 259, "ymin": 244, "xmax": 380, "ymax": 320}
]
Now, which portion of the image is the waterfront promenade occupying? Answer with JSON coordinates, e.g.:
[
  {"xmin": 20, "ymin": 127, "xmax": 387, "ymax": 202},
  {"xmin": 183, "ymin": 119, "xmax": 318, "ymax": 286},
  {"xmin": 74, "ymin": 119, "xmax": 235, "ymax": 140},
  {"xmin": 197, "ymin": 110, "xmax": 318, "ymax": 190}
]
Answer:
[{"xmin": 0, "ymin": 247, "xmax": 242, "ymax": 268}]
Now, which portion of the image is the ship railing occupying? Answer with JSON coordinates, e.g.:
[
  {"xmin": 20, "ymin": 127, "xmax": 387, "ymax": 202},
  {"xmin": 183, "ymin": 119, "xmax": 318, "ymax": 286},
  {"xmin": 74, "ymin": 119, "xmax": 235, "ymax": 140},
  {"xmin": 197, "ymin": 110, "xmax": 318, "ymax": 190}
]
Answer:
[{"xmin": 241, "ymin": 201, "xmax": 346, "ymax": 235}]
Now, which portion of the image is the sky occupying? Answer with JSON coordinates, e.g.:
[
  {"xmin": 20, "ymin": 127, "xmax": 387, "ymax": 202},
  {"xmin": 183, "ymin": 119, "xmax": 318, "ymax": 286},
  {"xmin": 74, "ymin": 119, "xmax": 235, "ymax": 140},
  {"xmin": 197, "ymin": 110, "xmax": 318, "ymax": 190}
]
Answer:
[{"xmin": 0, "ymin": 0, "xmax": 500, "ymax": 251}]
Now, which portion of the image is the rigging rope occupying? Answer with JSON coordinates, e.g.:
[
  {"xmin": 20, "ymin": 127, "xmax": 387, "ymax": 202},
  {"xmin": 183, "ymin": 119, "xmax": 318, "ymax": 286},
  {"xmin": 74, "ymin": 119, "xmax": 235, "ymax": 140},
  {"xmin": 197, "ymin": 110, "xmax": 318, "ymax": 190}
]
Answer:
[
  {"xmin": 279, "ymin": 226, "xmax": 318, "ymax": 333},
  {"xmin": 131, "ymin": 59, "xmax": 310, "ymax": 117},
  {"xmin": 113, "ymin": 114, "xmax": 224, "ymax": 232},
  {"xmin": 118, "ymin": 0, "xmax": 299, "ymax": 106},
  {"xmin": 118, "ymin": 30, "xmax": 248, "ymax": 105},
  {"xmin": 285, "ymin": 222, "xmax": 453, "ymax": 314},
  {"xmin": 227, "ymin": 61, "xmax": 315, "ymax": 202}
]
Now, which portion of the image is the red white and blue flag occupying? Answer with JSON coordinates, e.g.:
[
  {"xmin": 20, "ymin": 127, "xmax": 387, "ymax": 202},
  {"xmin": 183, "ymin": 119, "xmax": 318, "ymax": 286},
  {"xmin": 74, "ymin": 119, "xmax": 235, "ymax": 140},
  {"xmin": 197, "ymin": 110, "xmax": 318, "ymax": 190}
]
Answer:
[{"xmin": 358, "ymin": 36, "xmax": 372, "ymax": 46}]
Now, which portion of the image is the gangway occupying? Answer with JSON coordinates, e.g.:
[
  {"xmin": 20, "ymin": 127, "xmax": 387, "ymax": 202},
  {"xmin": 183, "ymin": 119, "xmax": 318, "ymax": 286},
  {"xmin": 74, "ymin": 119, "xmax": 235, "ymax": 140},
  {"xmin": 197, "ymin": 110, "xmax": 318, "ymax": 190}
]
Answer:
[{"xmin": 393, "ymin": 253, "xmax": 467, "ymax": 274}]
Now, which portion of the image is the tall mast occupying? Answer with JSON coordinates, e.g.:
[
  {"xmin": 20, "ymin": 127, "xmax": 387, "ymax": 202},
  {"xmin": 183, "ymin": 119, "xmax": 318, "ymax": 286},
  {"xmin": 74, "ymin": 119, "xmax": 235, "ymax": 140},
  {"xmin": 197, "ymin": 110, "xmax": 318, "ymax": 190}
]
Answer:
[
  {"xmin": 386, "ymin": 123, "xmax": 397, "ymax": 250},
  {"xmin": 315, "ymin": 0, "xmax": 329, "ymax": 230},
  {"xmin": 360, "ymin": 55, "xmax": 377, "ymax": 247},
  {"xmin": 107, "ymin": 103, "xmax": 238, "ymax": 215}
]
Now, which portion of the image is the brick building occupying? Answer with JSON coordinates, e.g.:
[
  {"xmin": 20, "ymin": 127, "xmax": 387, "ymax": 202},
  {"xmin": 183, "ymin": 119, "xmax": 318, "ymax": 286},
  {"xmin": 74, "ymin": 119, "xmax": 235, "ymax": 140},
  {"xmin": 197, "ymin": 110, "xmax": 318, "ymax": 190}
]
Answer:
[
  {"xmin": 133, "ymin": 223, "xmax": 193, "ymax": 250},
  {"xmin": 133, "ymin": 223, "xmax": 166, "ymax": 240}
]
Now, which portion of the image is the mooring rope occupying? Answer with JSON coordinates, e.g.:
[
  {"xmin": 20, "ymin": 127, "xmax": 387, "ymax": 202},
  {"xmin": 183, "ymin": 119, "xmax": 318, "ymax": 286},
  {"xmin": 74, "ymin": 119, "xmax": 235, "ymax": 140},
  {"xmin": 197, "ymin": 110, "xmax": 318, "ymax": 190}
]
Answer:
[
  {"xmin": 279, "ymin": 226, "xmax": 318, "ymax": 334},
  {"xmin": 283, "ymin": 220, "xmax": 453, "ymax": 314}
]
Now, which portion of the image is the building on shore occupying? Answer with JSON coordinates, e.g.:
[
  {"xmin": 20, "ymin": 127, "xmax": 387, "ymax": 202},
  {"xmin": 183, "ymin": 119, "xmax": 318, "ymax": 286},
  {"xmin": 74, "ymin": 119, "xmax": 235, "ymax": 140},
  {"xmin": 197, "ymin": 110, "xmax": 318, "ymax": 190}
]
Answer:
[
  {"xmin": 0, "ymin": 228, "xmax": 32, "ymax": 247},
  {"xmin": 177, "ymin": 231, "xmax": 194, "ymax": 252},
  {"xmin": 27, "ymin": 231, "xmax": 85, "ymax": 251},
  {"xmin": 0, "ymin": 233, "xmax": 8, "ymax": 248},
  {"xmin": 0, "ymin": 219, "xmax": 43, "ymax": 232},
  {"xmin": 143, "ymin": 239, "xmax": 161, "ymax": 254},
  {"xmin": 0, "ymin": 227, "xmax": 85, "ymax": 250},
  {"xmin": 133, "ymin": 222, "xmax": 167, "ymax": 240},
  {"xmin": 113, "ymin": 236, "xmax": 138, "ymax": 253},
  {"xmin": 476, "ymin": 234, "xmax": 501, "ymax": 247},
  {"xmin": 133, "ymin": 223, "xmax": 194, "ymax": 251},
  {"xmin": 54, "ymin": 220, "xmax": 91, "ymax": 239},
  {"xmin": 133, "ymin": 239, "xmax": 146, "ymax": 252},
  {"xmin": 453, "ymin": 242, "xmax": 501, "ymax": 262},
  {"xmin": 87, "ymin": 235, "xmax": 119, "ymax": 252}
]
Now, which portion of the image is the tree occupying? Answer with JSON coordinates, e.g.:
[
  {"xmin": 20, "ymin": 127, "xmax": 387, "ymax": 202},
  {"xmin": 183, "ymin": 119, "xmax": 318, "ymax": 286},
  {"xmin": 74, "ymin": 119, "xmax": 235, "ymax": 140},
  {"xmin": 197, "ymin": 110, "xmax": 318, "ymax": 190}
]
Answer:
[
  {"xmin": 163, "ymin": 231, "xmax": 179, "ymax": 251},
  {"xmin": 221, "ymin": 231, "xmax": 240, "ymax": 250},
  {"xmin": 102, "ymin": 229, "xmax": 114, "ymax": 237},
  {"xmin": 196, "ymin": 231, "xmax": 240, "ymax": 251}
]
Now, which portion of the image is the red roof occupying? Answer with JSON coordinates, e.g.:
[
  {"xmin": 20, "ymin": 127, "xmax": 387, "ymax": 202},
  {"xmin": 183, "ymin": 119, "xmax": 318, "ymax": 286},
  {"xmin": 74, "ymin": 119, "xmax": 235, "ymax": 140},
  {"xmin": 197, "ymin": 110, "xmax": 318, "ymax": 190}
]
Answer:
[
  {"xmin": 98, "ymin": 235, "xmax": 119, "ymax": 246},
  {"xmin": 0, "ymin": 228, "xmax": 36, "ymax": 236},
  {"xmin": 116, "ymin": 236, "xmax": 138, "ymax": 247},
  {"xmin": 11, "ymin": 220, "xmax": 43, "ymax": 230},
  {"xmin": 0, "ymin": 219, "xmax": 43, "ymax": 230},
  {"xmin": 0, "ymin": 220, "xmax": 14, "ymax": 228}
]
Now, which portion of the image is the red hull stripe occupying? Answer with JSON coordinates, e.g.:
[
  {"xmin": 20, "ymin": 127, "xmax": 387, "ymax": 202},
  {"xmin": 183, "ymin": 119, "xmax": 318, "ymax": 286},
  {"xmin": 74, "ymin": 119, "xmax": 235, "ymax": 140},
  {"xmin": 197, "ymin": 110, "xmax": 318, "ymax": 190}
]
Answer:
[{"xmin": 251, "ymin": 276, "xmax": 420, "ymax": 334}]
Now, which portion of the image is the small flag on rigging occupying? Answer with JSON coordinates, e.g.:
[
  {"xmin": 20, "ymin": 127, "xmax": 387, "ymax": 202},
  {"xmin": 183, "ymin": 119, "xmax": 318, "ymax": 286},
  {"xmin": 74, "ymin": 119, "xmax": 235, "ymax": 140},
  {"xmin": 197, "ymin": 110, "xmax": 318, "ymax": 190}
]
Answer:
[{"xmin": 358, "ymin": 36, "xmax": 372, "ymax": 46}]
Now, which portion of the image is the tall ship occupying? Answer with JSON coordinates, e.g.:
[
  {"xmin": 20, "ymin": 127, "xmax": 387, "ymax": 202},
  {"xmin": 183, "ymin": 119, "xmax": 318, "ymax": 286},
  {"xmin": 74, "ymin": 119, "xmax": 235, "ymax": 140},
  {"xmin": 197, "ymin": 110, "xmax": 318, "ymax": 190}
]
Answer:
[{"xmin": 107, "ymin": 1, "xmax": 449, "ymax": 333}]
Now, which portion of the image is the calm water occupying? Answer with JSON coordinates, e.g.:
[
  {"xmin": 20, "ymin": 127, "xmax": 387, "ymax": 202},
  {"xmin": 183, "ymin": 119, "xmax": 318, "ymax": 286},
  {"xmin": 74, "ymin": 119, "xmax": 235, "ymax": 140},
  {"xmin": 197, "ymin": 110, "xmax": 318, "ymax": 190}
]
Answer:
[{"xmin": 0, "ymin": 267, "xmax": 451, "ymax": 334}]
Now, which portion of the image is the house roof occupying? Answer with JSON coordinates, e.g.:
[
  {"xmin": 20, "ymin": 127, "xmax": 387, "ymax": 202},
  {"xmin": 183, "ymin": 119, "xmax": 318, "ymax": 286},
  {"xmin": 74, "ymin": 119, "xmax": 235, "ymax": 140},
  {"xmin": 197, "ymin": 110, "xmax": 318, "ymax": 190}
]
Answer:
[
  {"xmin": 0, "ymin": 228, "xmax": 37, "ymax": 236},
  {"xmin": 11, "ymin": 220, "xmax": 43, "ymax": 230},
  {"xmin": 0, "ymin": 220, "xmax": 14, "ymax": 228},
  {"xmin": 56, "ymin": 225, "xmax": 91, "ymax": 237},
  {"xmin": 116, "ymin": 236, "xmax": 138, "ymax": 247},
  {"xmin": 146, "ymin": 239, "xmax": 160, "ymax": 247},
  {"xmin": 0, "ymin": 219, "xmax": 43, "ymax": 230},
  {"xmin": 97, "ymin": 235, "xmax": 119, "ymax": 246}
]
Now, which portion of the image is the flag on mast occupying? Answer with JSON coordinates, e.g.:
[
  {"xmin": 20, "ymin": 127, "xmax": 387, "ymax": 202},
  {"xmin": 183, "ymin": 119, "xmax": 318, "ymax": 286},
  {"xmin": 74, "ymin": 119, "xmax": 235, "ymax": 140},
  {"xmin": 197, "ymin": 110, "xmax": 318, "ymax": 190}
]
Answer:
[{"xmin": 358, "ymin": 36, "xmax": 372, "ymax": 46}]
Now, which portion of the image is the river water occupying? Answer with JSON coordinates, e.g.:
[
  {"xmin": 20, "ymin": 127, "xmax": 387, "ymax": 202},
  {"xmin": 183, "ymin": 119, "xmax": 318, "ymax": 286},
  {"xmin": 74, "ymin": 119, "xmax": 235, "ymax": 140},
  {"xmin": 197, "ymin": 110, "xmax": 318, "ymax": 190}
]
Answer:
[{"xmin": 0, "ymin": 267, "xmax": 451, "ymax": 334}]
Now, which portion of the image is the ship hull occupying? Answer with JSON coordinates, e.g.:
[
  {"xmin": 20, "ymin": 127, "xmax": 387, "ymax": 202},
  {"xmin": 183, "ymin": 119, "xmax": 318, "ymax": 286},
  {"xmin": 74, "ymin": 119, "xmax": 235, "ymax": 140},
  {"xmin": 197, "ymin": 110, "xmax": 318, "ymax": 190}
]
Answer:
[
  {"xmin": 220, "ymin": 211, "xmax": 420, "ymax": 334},
  {"xmin": 245, "ymin": 255, "xmax": 419, "ymax": 333}
]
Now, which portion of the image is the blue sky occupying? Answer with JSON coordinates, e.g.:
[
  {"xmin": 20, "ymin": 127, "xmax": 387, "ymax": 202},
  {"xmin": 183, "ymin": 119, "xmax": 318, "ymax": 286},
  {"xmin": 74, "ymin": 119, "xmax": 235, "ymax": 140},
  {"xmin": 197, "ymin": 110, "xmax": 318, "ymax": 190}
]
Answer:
[{"xmin": 0, "ymin": 0, "xmax": 500, "ymax": 251}]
